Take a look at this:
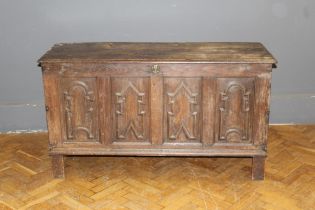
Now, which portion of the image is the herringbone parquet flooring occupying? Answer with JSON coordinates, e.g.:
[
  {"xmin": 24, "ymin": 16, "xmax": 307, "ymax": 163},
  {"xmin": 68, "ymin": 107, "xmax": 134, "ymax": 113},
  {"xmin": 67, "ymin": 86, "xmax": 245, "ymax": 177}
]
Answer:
[{"xmin": 0, "ymin": 125, "xmax": 314, "ymax": 210}]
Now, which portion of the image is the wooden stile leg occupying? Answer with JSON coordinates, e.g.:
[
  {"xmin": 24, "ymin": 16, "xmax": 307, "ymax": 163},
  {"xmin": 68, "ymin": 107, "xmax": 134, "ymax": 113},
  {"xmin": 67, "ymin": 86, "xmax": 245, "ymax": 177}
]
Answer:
[
  {"xmin": 252, "ymin": 156, "xmax": 265, "ymax": 180},
  {"xmin": 51, "ymin": 155, "xmax": 65, "ymax": 179}
]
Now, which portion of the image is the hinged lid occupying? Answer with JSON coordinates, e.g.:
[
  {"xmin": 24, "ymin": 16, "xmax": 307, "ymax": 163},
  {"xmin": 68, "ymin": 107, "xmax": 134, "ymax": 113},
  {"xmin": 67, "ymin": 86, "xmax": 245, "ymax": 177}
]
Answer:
[{"xmin": 38, "ymin": 42, "xmax": 277, "ymax": 64}]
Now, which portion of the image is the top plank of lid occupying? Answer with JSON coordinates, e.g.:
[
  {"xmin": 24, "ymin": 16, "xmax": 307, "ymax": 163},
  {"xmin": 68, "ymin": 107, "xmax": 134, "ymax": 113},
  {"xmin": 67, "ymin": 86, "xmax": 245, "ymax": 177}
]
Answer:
[{"xmin": 38, "ymin": 42, "xmax": 277, "ymax": 64}]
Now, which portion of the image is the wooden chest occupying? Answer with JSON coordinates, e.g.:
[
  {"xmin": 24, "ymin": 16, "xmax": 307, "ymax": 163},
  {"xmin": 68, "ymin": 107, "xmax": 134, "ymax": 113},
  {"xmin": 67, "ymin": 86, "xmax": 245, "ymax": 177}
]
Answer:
[{"xmin": 38, "ymin": 42, "xmax": 276, "ymax": 180}]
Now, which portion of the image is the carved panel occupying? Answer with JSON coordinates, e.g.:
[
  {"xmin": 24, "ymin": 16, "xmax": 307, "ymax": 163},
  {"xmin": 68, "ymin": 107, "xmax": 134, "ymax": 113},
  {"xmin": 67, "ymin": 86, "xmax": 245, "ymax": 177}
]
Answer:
[
  {"xmin": 216, "ymin": 78, "xmax": 255, "ymax": 143},
  {"xmin": 112, "ymin": 78, "xmax": 150, "ymax": 142},
  {"xmin": 164, "ymin": 78, "xmax": 201, "ymax": 142},
  {"xmin": 61, "ymin": 78, "xmax": 99, "ymax": 142}
]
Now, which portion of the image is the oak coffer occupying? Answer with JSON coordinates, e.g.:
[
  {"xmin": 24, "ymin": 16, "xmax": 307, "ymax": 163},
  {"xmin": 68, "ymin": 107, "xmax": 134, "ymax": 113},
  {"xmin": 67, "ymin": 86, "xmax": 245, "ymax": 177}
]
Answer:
[{"xmin": 38, "ymin": 42, "xmax": 277, "ymax": 180}]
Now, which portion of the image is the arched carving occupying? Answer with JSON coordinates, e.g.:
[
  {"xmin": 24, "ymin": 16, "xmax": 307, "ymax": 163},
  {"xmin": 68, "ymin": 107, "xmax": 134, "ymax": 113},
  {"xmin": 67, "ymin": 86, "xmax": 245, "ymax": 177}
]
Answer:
[
  {"xmin": 63, "ymin": 79, "xmax": 98, "ymax": 141},
  {"xmin": 218, "ymin": 79, "xmax": 254, "ymax": 143}
]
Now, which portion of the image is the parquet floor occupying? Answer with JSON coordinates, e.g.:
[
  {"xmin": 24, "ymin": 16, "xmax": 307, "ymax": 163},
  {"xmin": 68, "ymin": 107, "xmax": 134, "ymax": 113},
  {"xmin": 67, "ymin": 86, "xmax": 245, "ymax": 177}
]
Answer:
[{"xmin": 0, "ymin": 125, "xmax": 314, "ymax": 210}]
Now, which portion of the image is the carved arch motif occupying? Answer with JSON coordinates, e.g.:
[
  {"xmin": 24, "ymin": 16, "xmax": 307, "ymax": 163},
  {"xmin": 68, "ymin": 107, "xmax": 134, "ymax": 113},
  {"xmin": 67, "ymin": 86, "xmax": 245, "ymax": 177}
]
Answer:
[
  {"xmin": 218, "ymin": 81, "xmax": 253, "ymax": 143},
  {"xmin": 63, "ymin": 79, "xmax": 97, "ymax": 141}
]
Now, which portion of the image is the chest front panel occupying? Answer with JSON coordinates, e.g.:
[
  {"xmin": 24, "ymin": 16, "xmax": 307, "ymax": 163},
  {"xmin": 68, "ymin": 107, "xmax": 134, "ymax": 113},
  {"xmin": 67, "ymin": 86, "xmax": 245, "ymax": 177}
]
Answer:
[{"xmin": 55, "ymin": 64, "xmax": 267, "ymax": 149}]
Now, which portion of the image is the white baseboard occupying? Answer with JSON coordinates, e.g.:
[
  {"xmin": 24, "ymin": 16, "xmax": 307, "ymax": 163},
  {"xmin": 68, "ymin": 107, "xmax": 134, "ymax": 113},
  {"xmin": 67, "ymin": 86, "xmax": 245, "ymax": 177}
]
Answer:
[{"xmin": 0, "ymin": 129, "xmax": 47, "ymax": 134}]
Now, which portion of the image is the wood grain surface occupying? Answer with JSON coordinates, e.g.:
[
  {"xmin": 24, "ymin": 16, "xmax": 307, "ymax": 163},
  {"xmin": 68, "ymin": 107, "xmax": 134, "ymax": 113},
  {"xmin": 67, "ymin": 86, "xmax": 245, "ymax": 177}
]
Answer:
[{"xmin": 38, "ymin": 42, "xmax": 277, "ymax": 64}]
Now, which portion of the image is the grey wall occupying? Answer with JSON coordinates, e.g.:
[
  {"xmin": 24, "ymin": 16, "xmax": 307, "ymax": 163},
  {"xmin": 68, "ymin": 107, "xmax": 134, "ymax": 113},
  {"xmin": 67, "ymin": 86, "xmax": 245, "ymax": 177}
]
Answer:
[{"xmin": 0, "ymin": 0, "xmax": 314, "ymax": 132}]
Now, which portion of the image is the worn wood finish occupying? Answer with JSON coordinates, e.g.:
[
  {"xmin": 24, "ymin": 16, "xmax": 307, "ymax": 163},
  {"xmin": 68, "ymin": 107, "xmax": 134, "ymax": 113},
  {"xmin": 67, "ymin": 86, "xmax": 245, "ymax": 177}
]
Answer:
[
  {"xmin": 46, "ymin": 63, "xmax": 272, "ymax": 77},
  {"xmin": 49, "ymin": 147, "xmax": 266, "ymax": 156},
  {"xmin": 51, "ymin": 155, "xmax": 65, "ymax": 179},
  {"xmin": 252, "ymin": 156, "xmax": 266, "ymax": 180},
  {"xmin": 39, "ymin": 42, "xmax": 276, "ymax": 63},
  {"xmin": 201, "ymin": 77, "xmax": 216, "ymax": 145},
  {"xmin": 150, "ymin": 76, "xmax": 163, "ymax": 145},
  {"xmin": 253, "ymin": 72, "xmax": 272, "ymax": 146},
  {"xmin": 60, "ymin": 77, "xmax": 99, "ymax": 143},
  {"xmin": 215, "ymin": 77, "xmax": 255, "ymax": 144},
  {"xmin": 111, "ymin": 77, "xmax": 150, "ymax": 143},
  {"xmin": 98, "ymin": 77, "xmax": 111, "ymax": 145},
  {"xmin": 163, "ymin": 77, "xmax": 201, "ymax": 143},
  {"xmin": 42, "ymin": 71, "xmax": 62, "ymax": 148},
  {"xmin": 39, "ymin": 42, "xmax": 276, "ymax": 180}
]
